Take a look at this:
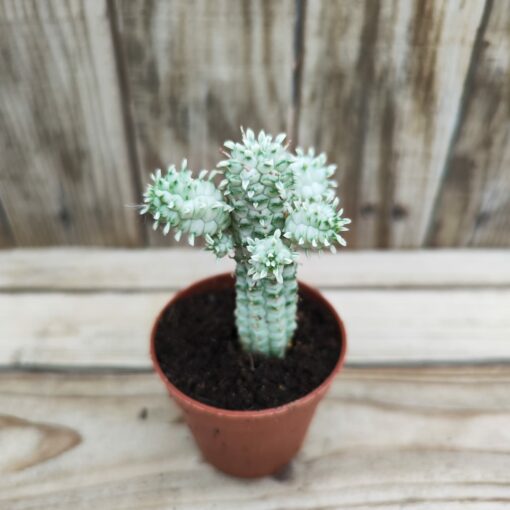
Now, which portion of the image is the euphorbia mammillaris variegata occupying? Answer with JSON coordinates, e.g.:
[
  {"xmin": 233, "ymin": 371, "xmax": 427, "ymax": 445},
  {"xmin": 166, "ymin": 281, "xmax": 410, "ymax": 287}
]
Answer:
[{"xmin": 141, "ymin": 129, "xmax": 351, "ymax": 357}]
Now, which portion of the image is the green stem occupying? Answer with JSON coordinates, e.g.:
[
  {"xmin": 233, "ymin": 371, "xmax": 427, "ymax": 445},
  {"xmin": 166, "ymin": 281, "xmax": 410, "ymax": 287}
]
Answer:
[{"xmin": 235, "ymin": 261, "xmax": 298, "ymax": 357}]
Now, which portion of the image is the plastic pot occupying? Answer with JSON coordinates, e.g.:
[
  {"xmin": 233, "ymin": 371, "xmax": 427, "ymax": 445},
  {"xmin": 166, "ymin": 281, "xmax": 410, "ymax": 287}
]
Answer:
[{"xmin": 150, "ymin": 273, "xmax": 347, "ymax": 478}]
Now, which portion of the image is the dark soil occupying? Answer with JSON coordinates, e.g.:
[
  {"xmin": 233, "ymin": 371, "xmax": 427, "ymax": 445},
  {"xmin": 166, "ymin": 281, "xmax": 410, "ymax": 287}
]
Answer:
[{"xmin": 154, "ymin": 288, "xmax": 342, "ymax": 411}]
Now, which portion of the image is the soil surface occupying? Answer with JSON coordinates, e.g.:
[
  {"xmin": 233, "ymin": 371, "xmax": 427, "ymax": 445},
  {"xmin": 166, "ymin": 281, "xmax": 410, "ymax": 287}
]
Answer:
[{"xmin": 155, "ymin": 288, "xmax": 342, "ymax": 411}]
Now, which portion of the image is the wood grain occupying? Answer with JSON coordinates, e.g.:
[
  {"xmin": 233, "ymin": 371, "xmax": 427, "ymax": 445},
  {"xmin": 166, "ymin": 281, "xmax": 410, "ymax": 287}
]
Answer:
[
  {"xmin": 298, "ymin": 0, "xmax": 486, "ymax": 248},
  {"xmin": 1, "ymin": 248, "xmax": 509, "ymax": 291},
  {"xmin": 114, "ymin": 0, "xmax": 294, "ymax": 244},
  {"xmin": 1, "ymin": 367, "xmax": 509, "ymax": 509},
  {"xmin": 0, "ymin": 0, "xmax": 508, "ymax": 249},
  {"xmin": 1, "ymin": 287, "xmax": 509, "ymax": 368},
  {"xmin": 427, "ymin": 0, "xmax": 510, "ymax": 247},
  {"xmin": 0, "ymin": 0, "xmax": 142, "ymax": 247},
  {"xmin": 0, "ymin": 200, "xmax": 15, "ymax": 248}
]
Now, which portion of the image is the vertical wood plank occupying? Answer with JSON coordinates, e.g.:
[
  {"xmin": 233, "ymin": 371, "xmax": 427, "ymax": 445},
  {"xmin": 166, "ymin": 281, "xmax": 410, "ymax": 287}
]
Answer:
[
  {"xmin": 287, "ymin": 0, "xmax": 306, "ymax": 149},
  {"xmin": 427, "ymin": 0, "xmax": 510, "ymax": 247},
  {"xmin": 114, "ymin": 0, "xmax": 295, "ymax": 244},
  {"xmin": 298, "ymin": 0, "xmax": 486, "ymax": 248},
  {"xmin": 0, "ymin": 0, "xmax": 143, "ymax": 246},
  {"xmin": 0, "ymin": 201, "xmax": 14, "ymax": 248}
]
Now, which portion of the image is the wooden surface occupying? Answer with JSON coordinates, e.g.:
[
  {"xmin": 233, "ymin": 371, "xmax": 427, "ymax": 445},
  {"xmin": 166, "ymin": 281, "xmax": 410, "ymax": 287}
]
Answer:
[
  {"xmin": 1, "ymin": 0, "xmax": 509, "ymax": 248},
  {"xmin": 2, "ymin": 248, "xmax": 510, "ymax": 290},
  {"xmin": 114, "ymin": 0, "xmax": 293, "ymax": 171},
  {"xmin": 299, "ymin": 0, "xmax": 486, "ymax": 248},
  {"xmin": 0, "ymin": 248, "xmax": 509, "ymax": 508},
  {"xmin": 1, "ymin": 367, "xmax": 510, "ymax": 509},
  {"xmin": 3, "ymin": 287, "xmax": 510, "ymax": 368},
  {"xmin": 114, "ymin": 0, "xmax": 294, "ymax": 244},
  {"xmin": 0, "ymin": 249, "xmax": 509, "ymax": 368},
  {"xmin": 427, "ymin": 0, "xmax": 510, "ymax": 248},
  {"xmin": 0, "ymin": 0, "xmax": 142, "ymax": 247}
]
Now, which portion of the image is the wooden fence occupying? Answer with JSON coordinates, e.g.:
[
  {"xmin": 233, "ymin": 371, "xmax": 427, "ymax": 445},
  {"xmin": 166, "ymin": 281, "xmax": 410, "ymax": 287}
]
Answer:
[{"xmin": 0, "ymin": 0, "xmax": 508, "ymax": 249}]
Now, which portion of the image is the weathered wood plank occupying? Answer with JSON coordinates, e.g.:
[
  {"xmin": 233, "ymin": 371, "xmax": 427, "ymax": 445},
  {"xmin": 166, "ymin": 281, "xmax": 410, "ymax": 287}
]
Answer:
[
  {"xmin": 0, "ymin": 200, "xmax": 15, "ymax": 248},
  {"xmin": 427, "ymin": 1, "xmax": 510, "ymax": 247},
  {"xmin": 0, "ymin": 0, "xmax": 142, "ymax": 246},
  {"xmin": 1, "ymin": 367, "xmax": 509, "ymax": 509},
  {"xmin": 1, "ymin": 288, "xmax": 509, "ymax": 368},
  {"xmin": 114, "ymin": 0, "xmax": 294, "ymax": 244},
  {"xmin": 298, "ymin": 0, "xmax": 486, "ymax": 248},
  {"xmin": 1, "ymin": 248, "xmax": 509, "ymax": 291}
]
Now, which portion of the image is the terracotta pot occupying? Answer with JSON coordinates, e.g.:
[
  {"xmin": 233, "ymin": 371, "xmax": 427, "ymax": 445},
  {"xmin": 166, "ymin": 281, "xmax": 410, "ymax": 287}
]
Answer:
[{"xmin": 150, "ymin": 273, "xmax": 347, "ymax": 478}]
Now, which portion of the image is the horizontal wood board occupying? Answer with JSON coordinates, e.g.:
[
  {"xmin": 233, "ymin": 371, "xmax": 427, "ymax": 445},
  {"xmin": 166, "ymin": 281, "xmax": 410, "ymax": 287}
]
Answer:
[
  {"xmin": 1, "ymin": 248, "xmax": 509, "ymax": 291},
  {"xmin": 1, "ymin": 367, "xmax": 509, "ymax": 509}
]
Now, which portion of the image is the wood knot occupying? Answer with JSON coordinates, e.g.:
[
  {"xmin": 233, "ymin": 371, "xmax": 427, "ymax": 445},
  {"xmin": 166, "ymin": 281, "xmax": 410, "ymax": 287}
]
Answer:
[
  {"xmin": 391, "ymin": 204, "xmax": 408, "ymax": 221},
  {"xmin": 0, "ymin": 414, "xmax": 81, "ymax": 472},
  {"xmin": 360, "ymin": 203, "xmax": 377, "ymax": 217},
  {"xmin": 475, "ymin": 211, "xmax": 491, "ymax": 227}
]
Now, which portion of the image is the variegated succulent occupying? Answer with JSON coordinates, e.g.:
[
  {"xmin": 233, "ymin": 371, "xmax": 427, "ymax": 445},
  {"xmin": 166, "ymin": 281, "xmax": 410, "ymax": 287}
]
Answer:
[{"xmin": 141, "ymin": 129, "xmax": 350, "ymax": 357}]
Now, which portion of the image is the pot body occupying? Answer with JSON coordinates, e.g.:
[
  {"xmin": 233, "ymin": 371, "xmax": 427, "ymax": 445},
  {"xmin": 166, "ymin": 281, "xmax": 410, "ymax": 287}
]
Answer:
[{"xmin": 150, "ymin": 273, "xmax": 347, "ymax": 478}]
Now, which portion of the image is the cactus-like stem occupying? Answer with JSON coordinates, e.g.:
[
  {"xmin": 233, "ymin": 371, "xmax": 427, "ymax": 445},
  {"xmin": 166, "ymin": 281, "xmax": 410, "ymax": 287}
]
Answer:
[
  {"xmin": 235, "ymin": 260, "xmax": 297, "ymax": 357},
  {"xmin": 140, "ymin": 161, "xmax": 232, "ymax": 245},
  {"xmin": 141, "ymin": 128, "xmax": 351, "ymax": 358},
  {"xmin": 218, "ymin": 129, "xmax": 292, "ymax": 246}
]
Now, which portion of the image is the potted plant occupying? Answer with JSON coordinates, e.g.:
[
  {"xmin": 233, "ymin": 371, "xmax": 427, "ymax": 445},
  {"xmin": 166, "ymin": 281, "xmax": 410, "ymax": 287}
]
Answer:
[{"xmin": 141, "ymin": 129, "xmax": 351, "ymax": 477}]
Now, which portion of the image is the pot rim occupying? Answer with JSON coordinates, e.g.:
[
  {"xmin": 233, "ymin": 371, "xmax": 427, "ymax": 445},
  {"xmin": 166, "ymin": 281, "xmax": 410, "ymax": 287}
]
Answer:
[{"xmin": 150, "ymin": 272, "xmax": 347, "ymax": 419}]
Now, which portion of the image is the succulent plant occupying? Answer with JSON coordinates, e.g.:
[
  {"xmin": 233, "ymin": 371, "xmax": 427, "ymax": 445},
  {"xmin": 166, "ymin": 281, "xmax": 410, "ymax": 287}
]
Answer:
[{"xmin": 141, "ymin": 129, "xmax": 351, "ymax": 357}]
